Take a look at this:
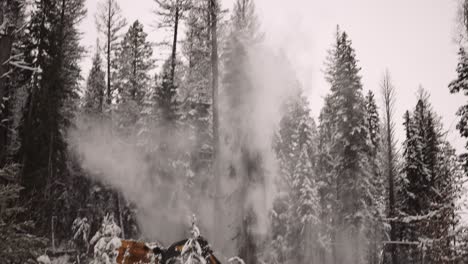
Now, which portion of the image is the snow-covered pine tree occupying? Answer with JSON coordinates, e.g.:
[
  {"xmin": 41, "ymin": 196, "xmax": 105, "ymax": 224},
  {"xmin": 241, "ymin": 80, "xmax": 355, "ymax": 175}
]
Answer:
[
  {"xmin": 90, "ymin": 214, "xmax": 122, "ymax": 264},
  {"xmin": 449, "ymin": 46, "xmax": 468, "ymax": 171},
  {"xmin": 115, "ymin": 20, "xmax": 154, "ymax": 130},
  {"xmin": 273, "ymin": 90, "xmax": 320, "ymax": 264},
  {"xmin": 316, "ymin": 94, "xmax": 338, "ymax": 263},
  {"xmin": 319, "ymin": 28, "xmax": 375, "ymax": 264},
  {"xmin": 430, "ymin": 141, "xmax": 464, "ymax": 262},
  {"xmin": 398, "ymin": 90, "xmax": 464, "ymax": 263},
  {"xmin": 96, "ymin": 0, "xmax": 127, "ymax": 106},
  {"xmin": 265, "ymin": 195, "xmax": 289, "ymax": 264},
  {"xmin": 154, "ymin": 58, "xmax": 181, "ymax": 125},
  {"xmin": 84, "ymin": 46, "xmax": 106, "ymax": 115},
  {"xmin": 72, "ymin": 214, "xmax": 91, "ymax": 260},
  {"xmin": 448, "ymin": 16, "xmax": 468, "ymax": 260},
  {"xmin": 183, "ymin": 2, "xmax": 210, "ymax": 82},
  {"xmin": 221, "ymin": 1, "xmax": 263, "ymax": 262},
  {"xmin": 147, "ymin": 54, "xmax": 191, "ymax": 224},
  {"xmin": 365, "ymin": 91, "xmax": 380, "ymax": 152},
  {"xmin": 19, "ymin": 0, "xmax": 87, "ymax": 241},
  {"xmin": 0, "ymin": 165, "xmax": 47, "ymax": 263},
  {"xmin": 150, "ymin": 0, "xmax": 193, "ymax": 162},
  {"xmin": 364, "ymin": 90, "xmax": 385, "ymax": 264},
  {"xmin": 79, "ymin": 43, "xmax": 127, "ymax": 247},
  {"xmin": 408, "ymin": 92, "xmax": 433, "ymax": 228},
  {"xmin": 181, "ymin": 217, "xmax": 206, "ymax": 264},
  {"xmin": 399, "ymin": 107, "xmax": 425, "ymax": 263},
  {"xmin": 110, "ymin": 20, "xmax": 156, "ymax": 239},
  {"xmin": 179, "ymin": 0, "xmax": 214, "ymax": 213}
]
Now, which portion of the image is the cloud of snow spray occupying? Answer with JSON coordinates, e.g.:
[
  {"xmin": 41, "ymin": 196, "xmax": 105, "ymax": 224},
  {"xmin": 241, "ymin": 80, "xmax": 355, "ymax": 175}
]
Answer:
[
  {"xmin": 68, "ymin": 118, "xmax": 198, "ymax": 243},
  {"xmin": 212, "ymin": 45, "xmax": 298, "ymax": 255},
  {"xmin": 69, "ymin": 34, "xmax": 298, "ymax": 264}
]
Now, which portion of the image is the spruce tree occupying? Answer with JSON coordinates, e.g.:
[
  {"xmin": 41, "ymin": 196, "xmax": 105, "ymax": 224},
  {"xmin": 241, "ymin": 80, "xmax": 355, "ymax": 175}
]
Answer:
[
  {"xmin": 449, "ymin": 46, "xmax": 468, "ymax": 172},
  {"xmin": 116, "ymin": 21, "xmax": 154, "ymax": 104},
  {"xmin": 399, "ymin": 98, "xmax": 431, "ymax": 262},
  {"xmin": 316, "ymin": 95, "xmax": 337, "ymax": 263},
  {"xmin": 80, "ymin": 45, "xmax": 125, "ymax": 245},
  {"xmin": 319, "ymin": 28, "xmax": 374, "ymax": 263},
  {"xmin": 180, "ymin": 0, "xmax": 214, "ymax": 217},
  {"xmin": 221, "ymin": 1, "xmax": 262, "ymax": 262},
  {"xmin": 0, "ymin": 182, "xmax": 47, "ymax": 263},
  {"xmin": 364, "ymin": 90, "xmax": 385, "ymax": 264},
  {"xmin": 115, "ymin": 20, "xmax": 154, "ymax": 129},
  {"xmin": 273, "ymin": 90, "xmax": 320, "ymax": 264},
  {"xmin": 84, "ymin": 47, "xmax": 106, "ymax": 115},
  {"xmin": 365, "ymin": 91, "xmax": 380, "ymax": 152},
  {"xmin": 19, "ymin": 0, "xmax": 87, "ymax": 240},
  {"xmin": 96, "ymin": 0, "xmax": 127, "ymax": 106},
  {"xmin": 398, "ymin": 91, "xmax": 463, "ymax": 263},
  {"xmin": 154, "ymin": 58, "xmax": 180, "ymax": 125},
  {"xmin": 110, "ymin": 20, "xmax": 155, "ymax": 238},
  {"xmin": 434, "ymin": 141, "xmax": 464, "ymax": 262},
  {"xmin": 398, "ymin": 109, "xmax": 422, "ymax": 263}
]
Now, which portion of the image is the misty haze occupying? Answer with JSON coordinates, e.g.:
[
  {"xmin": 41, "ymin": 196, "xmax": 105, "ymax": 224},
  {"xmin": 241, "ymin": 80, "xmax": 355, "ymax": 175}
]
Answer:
[{"xmin": 1, "ymin": 0, "xmax": 468, "ymax": 264}]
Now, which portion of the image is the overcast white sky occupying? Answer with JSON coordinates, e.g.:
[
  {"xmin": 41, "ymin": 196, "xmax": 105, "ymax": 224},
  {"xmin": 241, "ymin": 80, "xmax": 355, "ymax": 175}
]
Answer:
[{"xmin": 79, "ymin": 0, "xmax": 467, "ymax": 153}]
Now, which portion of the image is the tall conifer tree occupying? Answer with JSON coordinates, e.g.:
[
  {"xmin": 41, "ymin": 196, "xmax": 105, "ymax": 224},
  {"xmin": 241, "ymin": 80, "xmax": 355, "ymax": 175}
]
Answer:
[
  {"xmin": 19, "ymin": 0, "xmax": 86, "ymax": 239},
  {"xmin": 84, "ymin": 48, "xmax": 106, "ymax": 114},
  {"xmin": 273, "ymin": 90, "xmax": 320, "ymax": 264},
  {"xmin": 96, "ymin": 0, "xmax": 126, "ymax": 106},
  {"xmin": 221, "ymin": 0, "xmax": 262, "ymax": 262},
  {"xmin": 319, "ymin": 28, "xmax": 375, "ymax": 263}
]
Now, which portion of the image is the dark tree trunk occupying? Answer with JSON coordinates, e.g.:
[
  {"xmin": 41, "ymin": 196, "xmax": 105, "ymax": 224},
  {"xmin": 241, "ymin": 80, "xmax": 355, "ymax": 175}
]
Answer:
[
  {"xmin": 387, "ymin": 114, "xmax": 397, "ymax": 264},
  {"xmin": 0, "ymin": 36, "xmax": 13, "ymax": 164},
  {"xmin": 210, "ymin": 0, "xmax": 219, "ymax": 176},
  {"xmin": 21, "ymin": 6, "xmax": 46, "ymax": 184},
  {"xmin": 0, "ymin": 0, "xmax": 21, "ymax": 164},
  {"xmin": 237, "ymin": 150, "xmax": 260, "ymax": 264},
  {"xmin": 382, "ymin": 73, "xmax": 397, "ymax": 264},
  {"xmin": 209, "ymin": 0, "xmax": 222, "ymax": 243},
  {"xmin": 99, "ymin": 84, "xmax": 104, "ymax": 113},
  {"xmin": 106, "ymin": 0, "xmax": 112, "ymax": 105},
  {"xmin": 170, "ymin": 2, "xmax": 179, "ymax": 84},
  {"xmin": 116, "ymin": 193, "xmax": 125, "ymax": 239}
]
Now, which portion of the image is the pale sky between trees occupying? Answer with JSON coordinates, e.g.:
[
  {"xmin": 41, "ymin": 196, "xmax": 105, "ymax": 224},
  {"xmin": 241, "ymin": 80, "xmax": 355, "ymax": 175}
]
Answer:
[{"xmin": 80, "ymin": 0, "xmax": 465, "ymax": 153}]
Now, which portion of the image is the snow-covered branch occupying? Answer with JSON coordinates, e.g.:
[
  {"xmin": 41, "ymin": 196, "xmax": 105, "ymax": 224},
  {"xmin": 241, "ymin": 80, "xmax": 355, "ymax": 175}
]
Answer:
[{"xmin": 9, "ymin": 60, "xmax": 41, "ymax": 73}]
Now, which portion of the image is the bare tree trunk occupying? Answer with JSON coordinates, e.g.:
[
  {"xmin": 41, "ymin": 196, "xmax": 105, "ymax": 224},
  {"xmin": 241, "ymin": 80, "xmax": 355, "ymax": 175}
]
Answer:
[
  {"xmin": 237, "ymin": 151, "xmax": 260, "ymax": 264},
  {"xmin": 106, "ymin": 1, "xmax": 112, "ymax": 105},
  {"xmin": 381, "ymin": 70, "xmax": 397, "ymax": 264},
  {"xmin": 210, "ymin": 0, "xmax": 219, "ymax": 178},
  {"xmin": 117, "ymin": 193, "xmax": 125, "ymax": 239},
  {"xmin": 170, "ymin": 2, "xmax": 179, "ymax": 84},
  {"xmin": 47, "ymin": 130, "xmax": 54, "ymax": 198},
  {"xmin": 0, "ymin": 36, "xmax": 13, "ymax": 163},
  {"xmin": 333, "ymin": 179, "xmax": 339, "ymax": 264},
  {"xmin": 387, "ymin": 108, "xmax": 397, "ymax": 264},
  {"xmin": 209, "ymin": 0, "xmax": 222, "ymax": 244},
  {"xmin": 99, "ymin": 83, "xmax": 104, "ymax": 113}
]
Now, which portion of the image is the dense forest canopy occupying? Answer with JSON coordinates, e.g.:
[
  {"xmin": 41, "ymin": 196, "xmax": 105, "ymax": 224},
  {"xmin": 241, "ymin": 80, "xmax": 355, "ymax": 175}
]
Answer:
[{"xmin": 1, "ymin": 0, "xmax": 468, "ymax": 264}]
